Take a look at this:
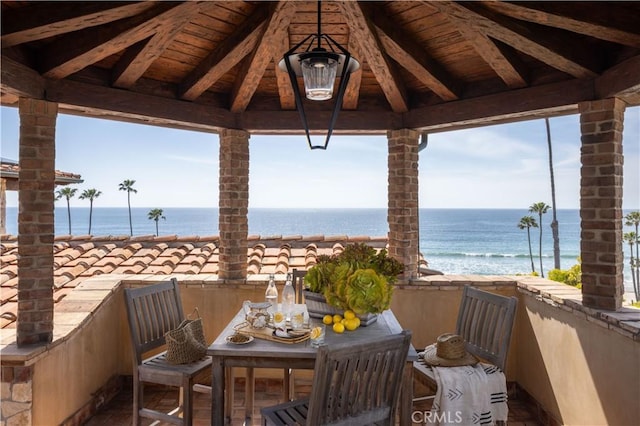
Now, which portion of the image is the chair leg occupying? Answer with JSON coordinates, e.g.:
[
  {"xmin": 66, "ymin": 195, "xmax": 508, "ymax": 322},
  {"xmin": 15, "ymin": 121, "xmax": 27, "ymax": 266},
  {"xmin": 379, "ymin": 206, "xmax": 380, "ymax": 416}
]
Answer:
[
  {"xmin": 132, "ymin": 379, "xmax": 142, "ymax": 426},
  {"xmin": 183, "ymin": 378, "xmax": 193, "ymax": 425},
  {"xmin": 283, "ymin": 369, "xmax": 291, "ymax": 400}
]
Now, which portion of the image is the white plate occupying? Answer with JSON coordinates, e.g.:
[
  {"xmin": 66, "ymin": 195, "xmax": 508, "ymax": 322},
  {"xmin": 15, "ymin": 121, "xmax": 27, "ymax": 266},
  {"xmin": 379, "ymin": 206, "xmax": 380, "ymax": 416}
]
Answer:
[{"xmin": 225, "ymin": 334, "xmax": 254, "ymax": 345}]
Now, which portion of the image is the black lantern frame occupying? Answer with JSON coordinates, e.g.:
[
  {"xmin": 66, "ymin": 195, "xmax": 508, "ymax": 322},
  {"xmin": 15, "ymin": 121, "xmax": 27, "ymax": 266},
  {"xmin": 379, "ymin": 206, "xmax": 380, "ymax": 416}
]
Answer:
[{"xmin": 278, "ymin": 1, "xmax": 359, "ymax": 150}]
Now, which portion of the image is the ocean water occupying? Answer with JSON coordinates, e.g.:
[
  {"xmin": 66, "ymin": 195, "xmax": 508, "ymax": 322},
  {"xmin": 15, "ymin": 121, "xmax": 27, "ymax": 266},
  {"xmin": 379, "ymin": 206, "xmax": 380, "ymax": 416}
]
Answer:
[{"xmin": 3, "ymin": 207, "xmax": 635, "ymax": 292}]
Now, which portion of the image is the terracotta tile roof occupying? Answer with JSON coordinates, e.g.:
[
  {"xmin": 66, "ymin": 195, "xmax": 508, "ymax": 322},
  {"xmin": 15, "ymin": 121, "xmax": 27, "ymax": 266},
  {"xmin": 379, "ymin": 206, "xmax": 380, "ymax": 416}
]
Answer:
[
  {"xmin": 0, "ymin": 161, "xmax": 83, "ymax": 185},
  {"xmin": 0, "ymin": 234, "xmax": 428, "ymax": 329}
]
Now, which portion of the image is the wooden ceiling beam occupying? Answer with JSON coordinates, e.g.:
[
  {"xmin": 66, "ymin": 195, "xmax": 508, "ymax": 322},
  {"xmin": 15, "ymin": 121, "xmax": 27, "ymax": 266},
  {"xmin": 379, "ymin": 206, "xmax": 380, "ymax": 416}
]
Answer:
[
  {"xmin": 435, "ymin": 1, "xmax": 599, "ymax": 79},
  {"xmin": 364, "ymin": 3, "xmax": 462, "ymax": 100},
  {"xmin": 404, "ymin": 78, "xmax": 595, "ymax": 132},
  {"xmin": 429, "ymin": 2, "xmax": 527, "ymax": 89},
  {"xmin": 481, "ymin": 1, "xmax": 640, "ymax": 49},
  {"xmin": 342, "ymin": 37, "xmax": 363, "ymax": 110},
  {"xmin": 179, "ymin": 5, "xmax": 271, "ymax": 101},
  {"xmin": 34, "ymin": 67, "xmax": 602, "ymax": 135},
  {"xmin": 229, "ymin": 1, "xmax": 298, "ymax": 113},
  {"xmin": 1, "ymin": 2, "xmax": 156, "ymax": 48},
  {"xmin": 595, "ymin": 55, "xmax": 640, "ymax": 100},
  {"xmin": 0, "ymin": 56, "xmax": 45, "ymax": 99},
  {"xmin": 45, "ymin": 78, "xmax": 236, "ymax": 132},
  {"xmin": 40, "ymin": 3, "xmax": 192, "ymax": 79},
  {"xmin": 112, "ymin": 2, "xmax": 204, "ymax": 89},
  {"xmin": 274, "ymin": 32, "xmax": 296, "ymax": 110},
  {"xmin": 339, "ymin": 1, "xmax": 408, "ymax": 113}
]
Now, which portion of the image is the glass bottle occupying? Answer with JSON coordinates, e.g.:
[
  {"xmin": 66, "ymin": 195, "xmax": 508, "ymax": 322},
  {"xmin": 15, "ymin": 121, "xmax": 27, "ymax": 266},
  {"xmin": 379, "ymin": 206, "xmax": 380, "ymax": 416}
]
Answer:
[
  {"xmin": 281, "ymin": 272, "xmax": 296, "ymax": 321},
  {"xmin": 265, "ymin": 273, "xmax": 278, "ymax": 319}
]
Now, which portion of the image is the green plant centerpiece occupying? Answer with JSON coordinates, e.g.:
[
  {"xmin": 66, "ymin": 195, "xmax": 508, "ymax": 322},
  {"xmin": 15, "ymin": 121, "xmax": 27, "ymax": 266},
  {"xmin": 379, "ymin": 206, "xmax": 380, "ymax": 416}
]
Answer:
[{"xmin": 304, "ymin": 243, "xmax": 404, "ymax": 323}]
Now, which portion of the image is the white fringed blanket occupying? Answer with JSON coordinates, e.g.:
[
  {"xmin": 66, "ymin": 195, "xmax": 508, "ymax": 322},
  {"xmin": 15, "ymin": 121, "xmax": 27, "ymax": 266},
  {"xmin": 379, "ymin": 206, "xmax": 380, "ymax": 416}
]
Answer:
[{"xmin": 425, "ymin": 363, "xmax": 508, "ymax": 426}]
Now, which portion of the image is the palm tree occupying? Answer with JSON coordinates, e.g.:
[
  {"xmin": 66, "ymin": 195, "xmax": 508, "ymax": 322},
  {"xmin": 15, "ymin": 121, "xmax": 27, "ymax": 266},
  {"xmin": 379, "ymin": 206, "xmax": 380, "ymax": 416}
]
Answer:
[
  {"xmin": 623, "ymin": 232, "xmax": 639, "ymax": 301},
  {"xmin": 55, "ymin": 187, "xmax": 77, "ymax": 235},
  {"xmin": 119, "ymin": 179, "xmax": 137, "ymax": 236},
  {"xmin": 148, "ymin": 208, "xmax": 166, "ymax": 236},
  {"xmin": 545, "ymin": 118, "xmax": 561, "ymax": 269},
  {"xmin": 78, "ymin": 189, "xmax": 102, "ymax": 235},
  {"xmin": 518, "ymin": 216, "xmax": 539, "ymax": 274},
  {"xmin": 529, "ymin": 202, "xmax": 550, "ymax": 277},
  {"xmin": 624, "ymin": 211, "xmax": 640, "ymax": 300}
]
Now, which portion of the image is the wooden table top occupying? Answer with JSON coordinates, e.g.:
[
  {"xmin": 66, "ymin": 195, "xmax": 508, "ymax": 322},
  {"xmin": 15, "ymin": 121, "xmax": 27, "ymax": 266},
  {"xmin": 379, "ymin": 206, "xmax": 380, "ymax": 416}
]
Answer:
[{"xmin": 207, "ymin": 304, "xmax": 417, "ymax": 361}]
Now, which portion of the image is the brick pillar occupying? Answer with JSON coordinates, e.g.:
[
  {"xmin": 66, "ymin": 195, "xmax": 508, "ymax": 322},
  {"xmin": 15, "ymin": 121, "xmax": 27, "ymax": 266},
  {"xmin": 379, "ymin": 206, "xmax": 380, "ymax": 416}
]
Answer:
[
  {"xmin": 218, "ymin": 129, "xmax": 249, "ymax": 281},
  {"xmin": 578, "ymin": 98, "xmax": 626, "ymax": 311},
  {"xmin": 17, "ymin": 98, "xmax": 57, "ymax": 346},
  {"xmin": 387, "ymin": 129, "xmax": 420, "ymax": 280}
]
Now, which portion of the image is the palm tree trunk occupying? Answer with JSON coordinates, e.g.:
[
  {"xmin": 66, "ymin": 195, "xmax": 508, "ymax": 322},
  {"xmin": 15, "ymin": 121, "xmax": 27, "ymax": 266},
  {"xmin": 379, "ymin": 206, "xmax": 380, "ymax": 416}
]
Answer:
[
  {"xmin": 546, "ymin": 118, "xmax": 560, "ymax": 269},
  {"xmin": 527, "ymin": 228, "xmax": 535, "ymax": 273},
  {"xmin": 155, "ymin": 219, "xmax": 159, "ymax": 236},
  {"xmin": 538, "ymin": 212, "xmax": 544, "ymax": 278},
  {"xmin": 88, "ymin": 201, "xmax": 93, "ymax": 234},
  {"xmin": 127, "ymin": 193, "xmax": 133, "ymax": 236},
  {"xmin": 66, "ymin": 200, "xmax": 72, "ymax": 235}
]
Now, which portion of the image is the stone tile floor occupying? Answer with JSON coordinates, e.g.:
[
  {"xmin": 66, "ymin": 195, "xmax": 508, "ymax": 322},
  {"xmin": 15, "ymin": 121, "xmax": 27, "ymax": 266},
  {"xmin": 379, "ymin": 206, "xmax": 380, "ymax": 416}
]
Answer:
[{"xmin": 86, "ymin": 374, "xmax": 543, "ymax": 426}]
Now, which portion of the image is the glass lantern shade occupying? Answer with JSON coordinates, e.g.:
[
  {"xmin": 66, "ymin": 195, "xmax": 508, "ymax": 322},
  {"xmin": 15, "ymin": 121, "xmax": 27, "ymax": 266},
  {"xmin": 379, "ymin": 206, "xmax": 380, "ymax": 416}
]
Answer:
[{"xmin": 301, "ymin": 55, "xmax": 338, "ymax": 101}]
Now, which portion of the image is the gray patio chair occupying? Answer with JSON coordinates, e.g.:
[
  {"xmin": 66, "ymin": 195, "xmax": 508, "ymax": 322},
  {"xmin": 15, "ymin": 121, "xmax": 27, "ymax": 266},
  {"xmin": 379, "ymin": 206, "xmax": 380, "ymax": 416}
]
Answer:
[
  {"xmin": 124, "ymin": 279, "xmax": 212, "ymax": 425},
  {"xmin": 261, "ymin": 330, "xmax": 412, "ymax": 425},
  {"xmin": 413, "ymin": 285, "xmax": 517, "ymax": 401}
]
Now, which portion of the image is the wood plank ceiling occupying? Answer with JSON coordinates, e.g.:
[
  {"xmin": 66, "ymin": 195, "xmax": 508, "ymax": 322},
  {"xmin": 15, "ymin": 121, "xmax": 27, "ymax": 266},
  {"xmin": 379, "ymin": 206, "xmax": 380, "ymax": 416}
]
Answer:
[{"xmin": 1, "ymin": 1, "xmax": 639, "ymax": 136}]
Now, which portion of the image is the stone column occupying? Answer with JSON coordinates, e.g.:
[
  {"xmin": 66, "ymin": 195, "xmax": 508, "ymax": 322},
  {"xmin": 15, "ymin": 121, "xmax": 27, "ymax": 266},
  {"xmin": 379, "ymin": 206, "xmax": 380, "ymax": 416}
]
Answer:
[
  {"xmin": 578, "ymin": 98, "xmax": 626, "ymax": 311},
  {"xmin": 387, "ymin": 129, "xmax": 420, "ymax": 280},
  {"xmin": 218, "ymin": 129, "xmax": 249, "ymax": 281},
  {"xmin": 17, "ymin": 98, "xmax": 57, "ymax": 346}
]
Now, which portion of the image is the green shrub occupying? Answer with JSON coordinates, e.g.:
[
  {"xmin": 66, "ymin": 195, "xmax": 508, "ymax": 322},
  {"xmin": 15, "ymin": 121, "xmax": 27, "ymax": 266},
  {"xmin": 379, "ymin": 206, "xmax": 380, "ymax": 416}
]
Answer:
[{"xmin": 548, "ymin": 258, "xmax": 582, "ymax": 288}]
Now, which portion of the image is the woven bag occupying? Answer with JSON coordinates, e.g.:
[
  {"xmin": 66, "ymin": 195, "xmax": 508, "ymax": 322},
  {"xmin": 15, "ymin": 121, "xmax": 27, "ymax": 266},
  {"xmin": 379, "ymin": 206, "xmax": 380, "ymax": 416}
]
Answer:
[{"xmin": 165, "ymin": 308, "xmax": 207, "ymax": 364}]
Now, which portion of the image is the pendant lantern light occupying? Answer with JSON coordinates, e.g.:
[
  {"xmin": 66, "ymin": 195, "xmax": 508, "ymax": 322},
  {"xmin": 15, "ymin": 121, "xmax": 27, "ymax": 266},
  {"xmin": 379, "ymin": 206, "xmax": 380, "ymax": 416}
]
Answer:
[{"xmin": 279, "ymin": 1, "xmax": 359, "ymax": 150}]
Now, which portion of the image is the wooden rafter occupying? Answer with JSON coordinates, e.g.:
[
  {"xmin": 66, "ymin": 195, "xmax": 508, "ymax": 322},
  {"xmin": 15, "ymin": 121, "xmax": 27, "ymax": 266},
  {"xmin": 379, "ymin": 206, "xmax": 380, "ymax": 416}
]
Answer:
[
  {"xmin": 480, "ymin": 1, "xmax": 640, "ymax": 49},
  {"xmin": 39, "ymin": 3, "xmax": 195, "ymax": 79},
  {"xmin": 0, "ymin": 2, "xmax": 156, "ymax": 48},
  {"xmin": 274, "ymin": 32, "xmax": 296, "ymax": 110},
  {"xmin": 179, "ymin": 6, "xmax": 271, "ymax": 102},
  {"xmin": 112, "ymin": 2, "xmax": 203, "ymax": 89},
  {"xmin": 230, "ymin": 1, "xmax": 298, "ymax": 113},
  {"xmin": 366, "ymin": 3, "xmax": 462, "ymax": 100},
  {"xmin": 436, "ymin": 1, "xmax": 599, "ymax": 79},
  {"xmin": 339, "ymin": 1, "xmax": 408, "ymax": 113},
  {"xmin": 342, "ymin": 37, "xmax": 363, "ymax": 110},
  {"xmin": 429, "ymin": 2, "xmax": 527, "ymax": 89}
]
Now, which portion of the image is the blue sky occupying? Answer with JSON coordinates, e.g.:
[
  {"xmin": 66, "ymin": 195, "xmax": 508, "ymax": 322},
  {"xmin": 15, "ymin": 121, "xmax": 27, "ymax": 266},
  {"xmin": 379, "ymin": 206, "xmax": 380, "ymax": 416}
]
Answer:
[{"xmin": 1, "ymin": 105, "xmax": 638, "ymax": 210}]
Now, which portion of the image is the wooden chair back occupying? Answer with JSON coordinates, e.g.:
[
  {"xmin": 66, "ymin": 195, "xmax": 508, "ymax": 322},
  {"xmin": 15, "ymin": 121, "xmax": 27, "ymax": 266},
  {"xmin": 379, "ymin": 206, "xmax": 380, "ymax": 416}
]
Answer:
[
  {"xmin": 307, "ymin": 330, "xmax": 412, "ymax": 426},
  {"xmin": 124, "ymin": 279, "xmax": 185, "ymax": 365},
  {"xmin": 455, "ymin": 285, "xmax": 518, "ymax": 371},
  {"xmin": 291, "ymin": 268, "xmax": 307, "ymax": 304}
]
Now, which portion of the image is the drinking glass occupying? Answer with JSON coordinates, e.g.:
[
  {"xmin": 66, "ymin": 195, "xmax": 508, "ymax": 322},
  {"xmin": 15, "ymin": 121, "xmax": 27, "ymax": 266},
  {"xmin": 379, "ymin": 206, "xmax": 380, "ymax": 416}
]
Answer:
[
  {"xmin": 310, "ymin": 323, "xmax": 326, "ymax": 348},
  {"xmin": 291, "ymin": 310, "xmax": 305, "ymax": 330}
]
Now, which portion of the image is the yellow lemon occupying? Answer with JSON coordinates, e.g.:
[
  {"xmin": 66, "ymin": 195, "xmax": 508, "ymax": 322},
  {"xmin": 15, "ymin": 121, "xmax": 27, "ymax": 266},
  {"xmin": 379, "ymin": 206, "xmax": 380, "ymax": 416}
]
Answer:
[
  {"xmin": 310, "ymin": 326, "xmax": 323, "ymax": 339},
  {"xmin": 353, "ymin": 317, "xmax": 361, "ymax": 328},
  {"xmin": 344, "ymin": 318, "xmax": 359, "ymax": 331},
  {"xmin": 332, "ymin": 322, "xmax": 345, "ymax": 333},
  {"xmin": 344, "ymin": 310, "xmax": 356, "ymax": 320},
  {"xmin": 332, "ymin": 314, "xmax": 343, "ymax": 324},
  {"xmin": 273, "ymin": 312, "xmax": 284, "ymax": 324},
  {"xmin": 322, "ymin": 315, "xmax": 334, "ymax": 325}
]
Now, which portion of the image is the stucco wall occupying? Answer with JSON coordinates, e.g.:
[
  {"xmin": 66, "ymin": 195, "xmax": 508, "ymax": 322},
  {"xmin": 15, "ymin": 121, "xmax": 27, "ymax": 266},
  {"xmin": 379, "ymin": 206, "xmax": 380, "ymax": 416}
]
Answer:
[
  {"xmin": 32, "ymin": 286, "xmax": 124, "ymax": 425},
  {"xmin": 16, "ymin": 276, "xmax": 639, "ymax": 425},
  {"xmin": 516, "ymin": 294, "xmax": 640, "ymax": 425}
]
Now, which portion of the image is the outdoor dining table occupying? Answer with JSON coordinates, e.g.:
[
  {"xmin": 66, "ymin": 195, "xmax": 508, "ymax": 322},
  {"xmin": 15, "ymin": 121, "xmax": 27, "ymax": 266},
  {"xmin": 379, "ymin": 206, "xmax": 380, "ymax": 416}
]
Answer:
[{"xmin": 207, "ymin": 304, "xmax": 418, "ymax": 425}]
